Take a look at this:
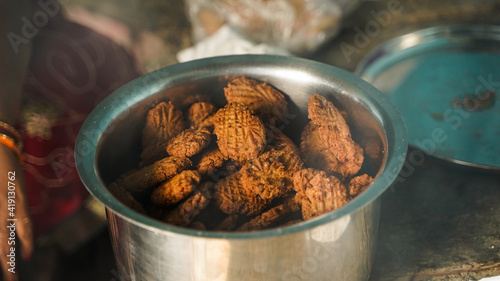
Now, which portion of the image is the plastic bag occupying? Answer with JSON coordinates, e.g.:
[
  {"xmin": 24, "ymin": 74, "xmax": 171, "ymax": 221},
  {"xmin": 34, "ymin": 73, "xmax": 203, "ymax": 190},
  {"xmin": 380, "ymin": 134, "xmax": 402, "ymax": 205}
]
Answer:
[
  {"xmin": 177, "ymin": 25, "xmax": 292, "ymax": 62},
  {"xmin": 185, "ymin": 0, "xmax": 360, "ymax": 55}
]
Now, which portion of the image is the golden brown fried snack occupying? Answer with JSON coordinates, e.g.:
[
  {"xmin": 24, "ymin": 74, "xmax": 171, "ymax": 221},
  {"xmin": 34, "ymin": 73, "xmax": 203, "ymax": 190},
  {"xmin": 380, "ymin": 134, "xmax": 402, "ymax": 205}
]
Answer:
[
  {"xmin": 187, "ymin": 101, "xmax": 217, "ymax": 128},
  {"xmin": 224, "ymin": 77, "xmax": 287, "ymax": 123},
  {"xmin": 108, "ymin": 183, "xmax": 146, "ymax": 214},
  {"xmin": 215, "ymin": 214, "xmax": 240, "ymax": 231},
  {"xmin": 215, "ymin": 149, "xmax": 295, "ymax": 216},
  {"xmin": 239, "ymin": 150, "xmax": 291, "ymax": 201},
  {"xmin": 165, "ymin": 182, "xmax": 214, "ymax": 227},
  {"xmin": 314, "ymin": 126, "xmax": 364, "ymax": 177},
  {"xmin": 196, "ymin": 146, "xmax": 227, "ymax": 175},
  {"xmin": 292, "ymin": 168, "xmax": 348, "ymax": 220},
  {"xmin": 174, "ymin": 93, "xmax": 211, "ymax": 109},
  {"xmin": 359, "ymin": 132, "xmax": 383, "ymax": 161},
  {"xmin": 213, "ymin": 102, "xmax": 266, "ymax": 162},
  {"xmin": 151, "ymin": 170, "xmax": 201, "ymax": 206},
  {"xmin": 302, "ymin": 94, "xmax": 364, "ymax": 178},
  {"xmin": 113, "ymin": 156, "xmax": 192, "ymax": 193},
  {"xmin": 269, "ymin": 145, "xmax": 304, "ymax": 173},
  {"xmin": 267, "ymin": 127, "xmax": 299, "ymax": 153},
  {"xmin": 214, "ymin": 173, "xmax": 268, "ymax": 216},
  {"xmin": 266, "ymin": 128, "xmax": 304, "ymax": 172},
  {"xmin": 166, "ymin": 127, "xmax": 212, "ymax": 158},
  {"xmin": 141, "ymin": 101, "xmax": 185, "ymax": 164},
  {"xmin": 301, "ymin": 122, "xmax": 341, "ymax": 173},
  {"xmin": 308, "ymin": 94, "xmax": 350, "ymax": 133},
  {"xmin": 347, "ymin": 174, "xmax": 373, "ymax": 198},
  {"xmin": 236, "ymin": 198, "xmax": 300, "ymax": 231}
]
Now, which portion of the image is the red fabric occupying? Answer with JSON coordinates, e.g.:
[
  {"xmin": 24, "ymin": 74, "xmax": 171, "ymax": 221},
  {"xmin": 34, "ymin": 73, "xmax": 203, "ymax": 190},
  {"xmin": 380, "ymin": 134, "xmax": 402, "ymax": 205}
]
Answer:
[{"xmin": 19, "ymin": 17, "xmax": 139, "ymax": 237}]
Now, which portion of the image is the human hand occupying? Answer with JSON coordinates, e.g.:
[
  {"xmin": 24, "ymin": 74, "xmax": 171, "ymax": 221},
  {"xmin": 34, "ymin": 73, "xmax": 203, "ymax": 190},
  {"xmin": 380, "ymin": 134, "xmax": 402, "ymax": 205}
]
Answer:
[{"xmin": 0, "ymin": 145, "xmax": 33, "ymax": 281}]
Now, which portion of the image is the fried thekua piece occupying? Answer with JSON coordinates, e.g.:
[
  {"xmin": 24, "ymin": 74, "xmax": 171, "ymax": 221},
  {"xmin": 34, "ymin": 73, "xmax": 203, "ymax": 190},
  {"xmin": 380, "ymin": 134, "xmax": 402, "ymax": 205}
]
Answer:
[
  {"xmin": 215, "ymin": 214, "xmax": 240, "ymax": 231},
  {"xmin": 214, "ymin": 173, "xmax": 268, "ymax": 216},
  {"xmin": 151, "ymin": 170, "xmax": 201, "ymax": 206},
  {"xmin": 213, "ymin": 102, "xmax": 266, "ymax": 162},
  {"xmin": 236, "ymin": 198, "xmax": 300, "ymax": 231},
  {"xmin": 215, "ymin": 149, "xmax": 296, "ymax": 216},
  {"xmin": 108, "ymin": 183, "xmax": 146, "ymax": 214},
  {"xmin": 224, "ymin": 76, "xmax": 287, "ymax": 123},
  {"xmin": 239, "ymin": 150, "xmax": 291, "ymax": 201},
  {"xmin": 267, "ymin": 127, "xmax": 300, "ymax": 153},
  {"xmin": 360, "ymin": 137, "xmax": 383, "ymax": 160},
  {"xmin": 142, "ymin": 101, "xmax": 185, "ymax": 146},
  {"xmin": 166, "ymin": 127, "xmax": 211, "ymax": 158},
  {"xmin": 301, "ymin": 122, "xmax": 342, "ymax": 173},
  {"xmin": 165, "ymin": 182, "xmax": 214, "ymax": 227},
  {"xmin": 266, "ymin": 128, "xmax": 304, "ymax": 172},
  {"xmin": 302, "ymin": 94, "xmax": 364, "ymax": 178},
  {"xmin": 175, "ymin": 93, "xmax": 211, "ymax": 109},
  {"xmin": 196, "ymin": 146, "xmax": 227, "ymax": 175},
  {"xmin": 141, "ymin": 101, "xmax": 185, "ymax": 164},
  {"xmin": 265, "ymin": 146, "xmax": 304, "ymax": 174},
  {"xmin": 292, "ymin": 168, "xmax": 348, "ymax": 220},
  {"xmin": 347, "ymin": 174, "xmax": 373, "ymax": 198},
  {"xmin": 187, "ymin": 101, "xmax": 217, "ymax": 128},
  {"xmin": 113, "ymin": 156, "xmax": 192, "ymax": 193}
]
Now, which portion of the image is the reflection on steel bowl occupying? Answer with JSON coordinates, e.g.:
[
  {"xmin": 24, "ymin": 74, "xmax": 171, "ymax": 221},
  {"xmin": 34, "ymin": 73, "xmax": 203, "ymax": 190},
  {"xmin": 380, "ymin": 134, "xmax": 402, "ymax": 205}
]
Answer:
[{"xmin": 75, "ymin": 55, "xmax": 407, "ymax": 281}]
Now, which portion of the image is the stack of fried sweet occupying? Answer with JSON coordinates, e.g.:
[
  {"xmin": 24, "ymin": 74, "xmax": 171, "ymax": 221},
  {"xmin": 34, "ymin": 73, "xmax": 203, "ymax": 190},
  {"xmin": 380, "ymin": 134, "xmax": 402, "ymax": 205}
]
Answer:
[{"xmin": 109, "ymin": 77, "xmax": 373, "ymax": 231}]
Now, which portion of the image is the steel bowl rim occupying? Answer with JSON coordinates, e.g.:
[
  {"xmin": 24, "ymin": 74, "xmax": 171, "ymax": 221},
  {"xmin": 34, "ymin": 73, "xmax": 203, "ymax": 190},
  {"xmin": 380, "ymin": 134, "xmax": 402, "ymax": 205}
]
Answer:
[{"xmin": 75, "ymin": 54, "xmax": 408, "ymax": 239}]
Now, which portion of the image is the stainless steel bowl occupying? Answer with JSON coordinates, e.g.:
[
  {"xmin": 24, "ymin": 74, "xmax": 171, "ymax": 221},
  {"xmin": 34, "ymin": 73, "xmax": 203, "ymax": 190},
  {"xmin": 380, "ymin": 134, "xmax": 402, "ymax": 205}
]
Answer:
[{"xmin": 75, "ymin": 55, "xmax": 407, "ymax": 281}]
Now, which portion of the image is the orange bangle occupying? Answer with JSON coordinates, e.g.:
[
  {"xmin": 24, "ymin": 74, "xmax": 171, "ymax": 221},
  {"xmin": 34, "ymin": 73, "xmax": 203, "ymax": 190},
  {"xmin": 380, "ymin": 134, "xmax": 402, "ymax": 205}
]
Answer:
[
  {"xmin": 0, "ymin": 128, "xmax": 23, "ymax": 150},
  {"xmin": 0, "ymin": 133, "xmax": 24, "ymax": 163},
  {"xmin": 0, "ymin": 121, "xmax": 22, "ymax": 142}
]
